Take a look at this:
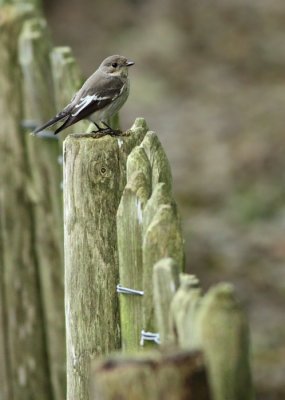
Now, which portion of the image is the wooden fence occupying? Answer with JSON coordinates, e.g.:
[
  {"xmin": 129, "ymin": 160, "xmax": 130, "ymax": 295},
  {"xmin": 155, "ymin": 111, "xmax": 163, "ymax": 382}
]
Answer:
[
  {"xmin": 0, "ymin": 3, "xmax": 255, "ymax": 400},
  {"xmin": 63, "ymin": 122, "xmax": 254, "ymax": 400}
]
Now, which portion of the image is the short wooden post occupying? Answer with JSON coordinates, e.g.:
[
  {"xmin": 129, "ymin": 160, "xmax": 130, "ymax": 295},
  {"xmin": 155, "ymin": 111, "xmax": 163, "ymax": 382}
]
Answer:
[
  {"xmin": 153, "ymin": 258, "xmax": 180, "ymax": 345},
  {"xmin": 126, "ymin": 145, "xmax": 151, "ymax": 184},
  {"xmin": 89, "ymin": 350, "xmax": 211, "ymax": 400},
  {"xmin": 64, "ymin": 119, "xmax": 147, "ymax": 400},
  {"xmin": 139, "ymin": 131, "xmax": 184, "ymax": 337},
  {"xmin": 142, "ymin": 182, "xmax": 173, "ymax": 236},
  {"xmin": 117, "ymin": 171, "xmax": 151, "ymax": 352},
  {"xmin": 169, "ymin": 274, "xmax": 201, "ymax": 347},
  {"xmin": 140, "ymin": 131, "xmax": 172, "ymax": 191},
  {"xmin": 0, "ymin": 5, "xmax": 52, "ymax": 400},
  {"xmin": 117, "ymin": 143, "xmax": 152, "ymax": 352},
  {"xmin": 142, "ymin": 204, "xmax": 184, "ymax": 333},
  {"xmin": 18, "ymin": 17, "xmax": 66, "ymax": 400},
  {"xmin": 192, "ymin": 283, "xmax": 255, "ymax": 400}
]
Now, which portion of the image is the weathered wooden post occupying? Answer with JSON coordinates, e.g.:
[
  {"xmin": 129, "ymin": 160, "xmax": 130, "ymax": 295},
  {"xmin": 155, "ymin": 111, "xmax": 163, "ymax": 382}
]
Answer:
[
  {"xmin": 116, "ymin": 145, "xmax": 151, "ymax": 352},
  {"xmin": 140, "ymin": 131, "xmax": 172, "ymax": 191},
  {"xmin": 141, "ymin": 132, "xmax": 184, "ymax": 336},
  {"xmin": 191, "ymin": 283, "xmax": 254, "ymax": 400},
  {"xmin": 142, "ymin": 204, "xmax": 184, "ymax": 334},
  {"xmin": 18, "ymin": 17, "xmax": 66, "ymax": 400},
  {"xmin": 0, "ymin": 4, "xmax": 53, "ymax": 400},
  {"xmin": 153, "ymin": 257, "xmax": 180, "ymax": 345},
  {"xmin": 63, "ymin": 119, "xmax": 148, "ymax": 400},
  {"xmin": 89, "ymin": 350, "xmax": 211, "ymax": 400},
  {"xmin": 0, "ymin": 209, "xmax": 10, "ymax": 400},
  {"xmin": 169, "ymin": 274, "xmax": 201, "ymax": 347},
  {"xmin": 117, "ymin": 171, "xmax": 151, "ymax": 351}
]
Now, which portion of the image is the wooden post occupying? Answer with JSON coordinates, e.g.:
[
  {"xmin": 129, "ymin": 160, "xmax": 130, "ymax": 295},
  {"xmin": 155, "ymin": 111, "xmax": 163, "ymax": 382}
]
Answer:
[
  {"xmin": 126, "ymin": 146, "xmax": 152, "ymax": 184},
  {"xmin": 89, "ymin": 350, "xmax": 211, "ymax": 400},
  {"xmin": 142, "ymin": 182, "xmax": 173, "ymax": 236},
  {"xmin": 18, "ymin": 17, "xmax": 66, "ymax": 400},
  {"xmin": 140, "ymin": 131, "xmax": 172, "ymax": 192},
  {"xmin": 64, "ymin": 119, "xmax": 147, "ymax": 400},
  {"xmin": 169, "ymin": 274, "xmax": 201, "ymax": 348},
  {"xmin": 192, "ymin": 283, "xmax": 255, "ymax": 400},
  {"xmin": 139, "ymin": 131, "xmax": 184, "ymax": 338},
  {"xmin": 142, "ymin": 204, "xmax": 184, "ymax": 334},
  {"xmin": 153, "ymin": 258, "xmax": 180, "ymax": 345},
  {"xmin": 117, "ymin": 144, "xmax": 152, "ymax": 352},
  {"xmin": 0, "ymin": 5, "xmax": 52, "ymax": 400},
  {"xmin": 0, "ymin": 205, "xmax": 10, "ymax": 400},
  {"xmin": 117, "ymin": 171, "xmax": 151, "ymax": 352}
]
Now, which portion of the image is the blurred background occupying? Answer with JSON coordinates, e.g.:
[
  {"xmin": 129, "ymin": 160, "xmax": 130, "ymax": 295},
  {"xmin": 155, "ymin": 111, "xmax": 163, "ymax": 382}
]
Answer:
[{"xmin": 43, "ymin": 1, "xmax": 285, "ymax": 399}]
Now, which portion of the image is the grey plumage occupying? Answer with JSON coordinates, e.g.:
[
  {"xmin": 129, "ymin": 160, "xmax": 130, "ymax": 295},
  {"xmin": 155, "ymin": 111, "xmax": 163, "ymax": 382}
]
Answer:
[{"xmin": 33, "ymin": 55, "xmax": 134, "ymax": 135}]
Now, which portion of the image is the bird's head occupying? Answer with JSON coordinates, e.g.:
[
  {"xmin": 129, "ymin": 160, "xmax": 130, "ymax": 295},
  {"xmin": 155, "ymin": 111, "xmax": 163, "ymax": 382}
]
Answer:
[{"xmin": 99, "ymin": 55, "xmax": 135, "ymax": 78}]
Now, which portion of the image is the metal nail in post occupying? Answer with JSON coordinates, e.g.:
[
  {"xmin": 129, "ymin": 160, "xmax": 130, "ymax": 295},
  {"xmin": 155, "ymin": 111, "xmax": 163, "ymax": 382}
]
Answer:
[
  {"xmin": 140, "ymin": 330, "xmax": 160, "ymax": 346},
  {"xmin": 116, "ymin": 284, "xmax": 144, "ymax": 296}
]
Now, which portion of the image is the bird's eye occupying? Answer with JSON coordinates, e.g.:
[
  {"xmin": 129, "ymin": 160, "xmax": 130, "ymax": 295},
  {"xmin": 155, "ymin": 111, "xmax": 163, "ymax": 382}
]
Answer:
[{"xmin": 112, "ymin": 62, "xmax": 118, "ymax": 68}]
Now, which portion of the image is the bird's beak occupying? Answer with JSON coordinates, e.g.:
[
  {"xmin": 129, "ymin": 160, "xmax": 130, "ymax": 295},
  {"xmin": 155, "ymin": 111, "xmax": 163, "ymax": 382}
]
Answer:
[{"xmin": 126, "ymin": 60, "xmax": 135, "ymax": 67}]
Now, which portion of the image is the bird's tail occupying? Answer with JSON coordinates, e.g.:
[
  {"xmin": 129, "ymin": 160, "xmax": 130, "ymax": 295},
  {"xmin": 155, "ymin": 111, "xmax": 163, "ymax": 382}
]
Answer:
[{"xmin": 32, "ymin": 112, "xmax": 68, "ymax": 135}]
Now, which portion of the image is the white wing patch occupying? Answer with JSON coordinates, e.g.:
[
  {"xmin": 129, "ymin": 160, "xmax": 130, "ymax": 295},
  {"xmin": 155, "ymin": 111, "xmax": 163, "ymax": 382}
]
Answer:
[
  {"xmin": 72, "ymin": 94, "xmax": 109, "ymax": 117},
  {"xmin": 71, "ymin": 85, "xmax": 125, "ymax": 117}
]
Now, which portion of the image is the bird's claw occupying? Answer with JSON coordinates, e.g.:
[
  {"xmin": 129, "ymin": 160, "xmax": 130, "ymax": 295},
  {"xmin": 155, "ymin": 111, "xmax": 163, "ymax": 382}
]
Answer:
[{"xmin": 92, "ymin": 127, "xmax": 122, "ymax": 137}]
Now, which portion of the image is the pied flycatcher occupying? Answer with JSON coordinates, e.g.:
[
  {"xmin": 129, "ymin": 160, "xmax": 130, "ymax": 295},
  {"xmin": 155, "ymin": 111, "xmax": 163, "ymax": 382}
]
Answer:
[{"xmin": 33, "ymin": 55, "xmax": 135, "ymax": 136}]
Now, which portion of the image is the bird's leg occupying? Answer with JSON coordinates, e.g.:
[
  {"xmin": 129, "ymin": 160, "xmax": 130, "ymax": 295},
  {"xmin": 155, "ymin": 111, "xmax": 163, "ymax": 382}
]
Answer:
[
  {"xmin": 91, "ymin": 122, "xmax": 105, "ymax": 133},
  {"xmin": 78, "ymin": 121, "xmax": 124, "ymax": 139},
  {"xmin": 92, "ymin": 121, "xmax": 118, "ymax": 137},
  {"xmin": 101, "ymin": 121, "xmax": 112, "ymax": 130},
  {"xmin": 89, "ymin": 122, "xmax": 110, "ymax": 137},
  {"xmin": 94, "ymin": 122, "xmax": 102, "ymax": 131},
  {"xmin": 101, "ymin": 122, "xmax": 131, "ymax": 137}
]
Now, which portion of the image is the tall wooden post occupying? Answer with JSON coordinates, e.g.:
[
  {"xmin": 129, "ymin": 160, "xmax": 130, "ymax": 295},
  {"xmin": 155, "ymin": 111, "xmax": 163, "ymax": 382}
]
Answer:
[
  {"xmin": 0, "ymin": 5, "xmax": 52, "ymax": 400},
  {"xmin": 63, "ymin": 119, "xmax": 147, "ymax": 400},
  {"xmin": 18, "ymin": 17, "xmax": 66, "ymax": 400}
]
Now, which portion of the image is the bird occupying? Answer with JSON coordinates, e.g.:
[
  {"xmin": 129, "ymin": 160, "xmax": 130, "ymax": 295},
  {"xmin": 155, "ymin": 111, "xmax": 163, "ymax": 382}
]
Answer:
[{"xmin": 33, "ymin": 55, "xmax": 135, "ymax": 136}]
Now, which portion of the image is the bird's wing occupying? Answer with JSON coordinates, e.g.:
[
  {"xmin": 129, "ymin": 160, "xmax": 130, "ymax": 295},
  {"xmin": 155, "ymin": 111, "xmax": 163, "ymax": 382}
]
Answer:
[
  {"xmin": 54, "ymin": 76, "xmax": 125, "ymax": 134},
  {"xmin": 73, "ymin": 77, "xmax": 124, "ymax": 118}
]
